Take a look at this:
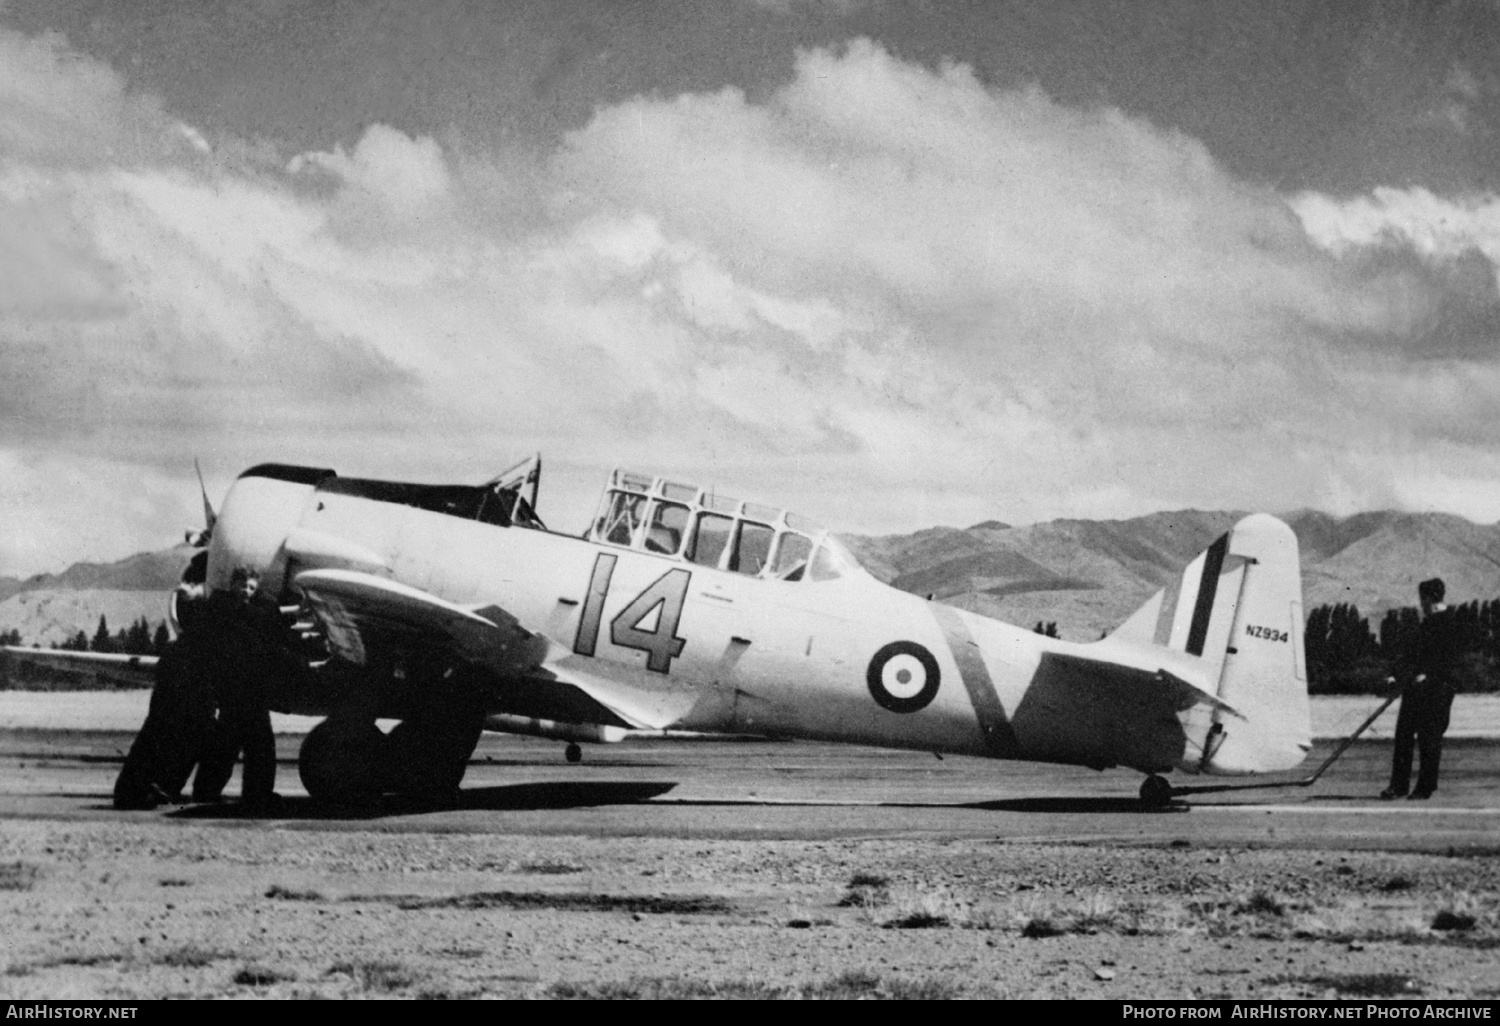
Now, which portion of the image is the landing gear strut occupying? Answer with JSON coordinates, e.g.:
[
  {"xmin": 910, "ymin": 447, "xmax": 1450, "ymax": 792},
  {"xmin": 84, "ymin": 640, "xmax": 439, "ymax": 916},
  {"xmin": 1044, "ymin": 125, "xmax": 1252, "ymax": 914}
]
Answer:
[
  {"xmin": 389, "ymin": 710, "xmax": 485, "ymax": 800},
  {"xmin": 1139, "ymin": 774, "xmax": 1174, "ymax": 809},
  {"xmin": 565, "ymin": 742, "xmax": 583, "ymax": 764},
  {"xmin": 299, "ymin": 703, "xmax": 485, "ymax": 805}
]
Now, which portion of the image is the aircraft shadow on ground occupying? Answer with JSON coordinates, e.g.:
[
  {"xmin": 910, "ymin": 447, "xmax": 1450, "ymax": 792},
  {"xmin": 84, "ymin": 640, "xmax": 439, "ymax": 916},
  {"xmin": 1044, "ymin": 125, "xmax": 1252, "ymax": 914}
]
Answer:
[
  {"xmin": 953, "ymin": 796, "xmax": 1186, "ymax": 813},
  {"xmin": 657, "ymin": 794, "xmax": 1182, "ymax": 814},
  {"xmin": 160, "ymin": 780, "xmax": 679, "ymax": 820}
]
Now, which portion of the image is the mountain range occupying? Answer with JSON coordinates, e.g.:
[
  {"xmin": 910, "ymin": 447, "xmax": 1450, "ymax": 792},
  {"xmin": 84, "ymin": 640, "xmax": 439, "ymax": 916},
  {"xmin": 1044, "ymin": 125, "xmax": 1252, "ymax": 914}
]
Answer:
[
  {"xmin": 845, "ymin": 509, "xmax": 1500, "ymax": 640},
  {"xmin": 4, "ymin": 510, "xmax": 1500, "ymax": 645},
  {"xmin": 0, "ymin": 547, "xmax": 197, "ymax": 646}
]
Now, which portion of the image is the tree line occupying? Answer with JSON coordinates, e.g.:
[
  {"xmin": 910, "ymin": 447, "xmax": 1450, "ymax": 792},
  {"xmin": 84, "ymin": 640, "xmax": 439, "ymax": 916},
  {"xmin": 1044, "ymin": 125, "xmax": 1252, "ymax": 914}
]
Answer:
[
  {"xmin": 1304, "ymin": 600, "xmax": 1500, "ymax": 695},
  {"xmin": 8, "ymin": 605, "xmax": 1499, "ymax": 696},
  {"xmin": 9, "ymin": 616, "xmax": 171, "ymax": 657}
]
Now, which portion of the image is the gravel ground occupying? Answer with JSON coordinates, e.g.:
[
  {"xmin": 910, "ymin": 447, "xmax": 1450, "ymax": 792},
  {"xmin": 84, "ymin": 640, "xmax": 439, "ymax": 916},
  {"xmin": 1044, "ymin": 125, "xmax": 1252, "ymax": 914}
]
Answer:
[{"xmin": 2, "ymin": 820, "xmax": 1498, "ymax": 1000}]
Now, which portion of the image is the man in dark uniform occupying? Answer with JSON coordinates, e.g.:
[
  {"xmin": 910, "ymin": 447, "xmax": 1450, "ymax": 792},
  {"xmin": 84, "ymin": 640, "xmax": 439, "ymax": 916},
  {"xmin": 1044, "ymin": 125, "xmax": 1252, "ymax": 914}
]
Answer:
[
  {"xmin": 191, "ymin": 569, "xmax": 286, "ymax": 811},
  {"xmin": 1381, "ymin": 578, "xmax": 1461, "ymax": 801},
  {"xmin": 112, "ymin": 628, "xmax": 218, "ymax": 810}
]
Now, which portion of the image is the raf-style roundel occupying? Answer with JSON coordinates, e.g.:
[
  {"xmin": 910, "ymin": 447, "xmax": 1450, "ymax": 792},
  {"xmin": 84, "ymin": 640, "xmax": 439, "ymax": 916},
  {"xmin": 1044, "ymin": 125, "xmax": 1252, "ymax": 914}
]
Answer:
[{"xmin": 866, "ymin": 641, "xmax": 941, "ymax": 714}]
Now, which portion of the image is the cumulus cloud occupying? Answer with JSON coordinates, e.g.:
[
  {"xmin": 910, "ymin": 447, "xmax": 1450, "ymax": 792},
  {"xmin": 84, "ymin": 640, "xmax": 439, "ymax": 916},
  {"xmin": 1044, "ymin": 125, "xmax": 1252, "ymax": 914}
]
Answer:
[
  {"xmin": 1294, "ymin": 187, "xmax": 1500, "ymax": 265},
  {"xmin": 4, "ymin": 28, "xmax": 1500, "ymax": 573},
  {"xmin": 552, "ymin": 41, "xmax": 1500, "ymax": 523},
  {"xmin": 1293, "ymin": 188, "xmax": 1500, "ymax": 358},
  {"xmin": 288, "ymin": 124, "xmax": 452, "ymax": 214}
]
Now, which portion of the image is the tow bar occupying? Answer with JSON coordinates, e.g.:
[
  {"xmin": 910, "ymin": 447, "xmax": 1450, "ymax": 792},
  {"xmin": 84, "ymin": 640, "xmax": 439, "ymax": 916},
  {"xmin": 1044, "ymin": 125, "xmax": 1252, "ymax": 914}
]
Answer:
[{"xmin": 1165, "ymin": 689, "xmax": 1401, "ymax": 800}]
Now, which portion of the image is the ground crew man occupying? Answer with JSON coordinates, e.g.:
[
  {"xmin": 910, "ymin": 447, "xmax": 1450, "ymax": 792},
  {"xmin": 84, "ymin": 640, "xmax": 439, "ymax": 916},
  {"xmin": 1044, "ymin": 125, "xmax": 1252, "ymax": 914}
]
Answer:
[
  {"xmin": 1382, "ymin": 577, "xmax": 1461, "ymax": 801},
  {"xmin": 112, "ymin": 628, "xmax": 218, "ymax": 810},
  {"xmin": 191, "ymin": 569, "xmax": 285, "ymax": 811}
]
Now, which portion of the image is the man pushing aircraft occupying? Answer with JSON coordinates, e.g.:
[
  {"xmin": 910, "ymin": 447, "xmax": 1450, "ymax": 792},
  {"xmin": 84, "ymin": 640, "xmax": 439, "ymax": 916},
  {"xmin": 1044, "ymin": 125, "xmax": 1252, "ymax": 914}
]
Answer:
[
  {"xmin": 1381, "ymin": 578, "xmax": 1462, "ymax": 801},
  {"xmin": 115, "ymin": 568, "xmax": 288, "ymax": 811}
]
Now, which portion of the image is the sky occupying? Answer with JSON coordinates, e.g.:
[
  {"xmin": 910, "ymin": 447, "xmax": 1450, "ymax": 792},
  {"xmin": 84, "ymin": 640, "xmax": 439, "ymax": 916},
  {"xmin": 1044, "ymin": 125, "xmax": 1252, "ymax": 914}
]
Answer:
[{"xmin": 2, "ymin": 0, "xmax": 1500, "ymax": 577}]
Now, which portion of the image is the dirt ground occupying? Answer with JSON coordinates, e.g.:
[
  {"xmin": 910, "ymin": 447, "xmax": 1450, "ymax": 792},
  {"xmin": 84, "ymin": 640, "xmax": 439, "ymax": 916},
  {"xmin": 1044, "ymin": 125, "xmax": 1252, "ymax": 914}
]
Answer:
[
  {"xmin": 1, "ymin": 730, "xmax": 1498, "ymax": 1000},
  {"xmin": 2, "ymin": 820, "xmax": 1498, "ymax": 1000}
]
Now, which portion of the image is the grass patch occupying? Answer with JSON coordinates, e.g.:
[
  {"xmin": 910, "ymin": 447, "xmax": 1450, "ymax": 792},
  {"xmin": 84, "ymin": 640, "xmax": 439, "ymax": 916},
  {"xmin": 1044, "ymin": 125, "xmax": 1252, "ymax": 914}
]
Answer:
[
  {"xmin": 546, "ymin": 971, "xmax": 967, "ymax": 1000},
  {"xmin": 804, "ymin": 970, "xmax": 883, "ymax": 998},
  {"xmin": 1239, "ymin": 891, "xmax": 1286, "ymax": 917},
  {"xmin": 265, "ymin": 884, "xmax": 324, "ymax": 902},
  {"xmin": 884, "ymin": 912, "xmax": 949, "ymax": 929},
  {"xmin": 860, "ymin": 882, "xmax": 976, "ymax": 930},
  {"xmin": 883, "ymin": 978, "xmax": 966, "ymax": 1000},
  {"xmin": 327, "ymin": 959, "xmax": 423, "ymax": 993},
  {"xmin": 0, "ymin": 862, "xmax": 38, "ymax": 891},
  {"xmin": 350, "ymin": 890, "xmax": 732, "ymax": 915},
  {"xmin": 517, "ymin": 860, "xmax": 585, "ymax": 875},
  {"xmin": 33, "ymin": 952, "xmax": 126, "ymax": 968},
  {"xmin": 549, "ymin": 977, "xmax": 785, "ymax": 1000},
  {"xmin": 414, "ymin": 986, "xmax": 485, "ymax": 1000},
  {"xmin": 234, "ymin": 965, "xmax": 295, "ymax": 987},
  {"xmin": 1279, "ymin": 973, "xmax": 1422, "ymax": 998},
  {"xmin": 1432, "ymin": 910, "xmax": 1477, "ymax": 931},
  {"xmin": 1010, "ymin": 893, "xmax": 1156, "ymax": 938},
  {"xmin": 156, "ymin": 946, "xmax": 234, "ymax": 968},
  {"xmin": 837, "ymin": 873, "xmax": 891, "ymax": 908}
]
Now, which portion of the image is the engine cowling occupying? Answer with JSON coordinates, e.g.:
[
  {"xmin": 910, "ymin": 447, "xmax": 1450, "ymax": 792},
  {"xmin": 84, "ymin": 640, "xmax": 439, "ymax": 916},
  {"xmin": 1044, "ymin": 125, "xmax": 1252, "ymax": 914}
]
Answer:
[{"xmin": 205, "ymin": 464, "xmax": 335, "ymax": 602}]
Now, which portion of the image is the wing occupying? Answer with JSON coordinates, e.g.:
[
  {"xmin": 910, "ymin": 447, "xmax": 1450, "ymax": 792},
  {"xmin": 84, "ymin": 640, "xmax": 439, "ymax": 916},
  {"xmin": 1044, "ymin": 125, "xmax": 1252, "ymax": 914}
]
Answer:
[
  {"xmin": 293, "ymin": 569, "xmax": 687, "ymax": 731},
  {"xmin": 294, "ymin": 569, "xmax": 545, "ymax": 673},
  {"xmin": 2, "ymin": 646, "xmax": 159, "ymax": 689}
]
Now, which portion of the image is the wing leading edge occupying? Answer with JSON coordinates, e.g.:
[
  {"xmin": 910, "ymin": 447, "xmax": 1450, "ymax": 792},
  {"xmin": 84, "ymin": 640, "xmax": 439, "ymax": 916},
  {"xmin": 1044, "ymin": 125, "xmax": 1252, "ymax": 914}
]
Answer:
[
  {"xmin": 2, "ymin": 646, "xmax": 159, "ymax": 689},
  {"xmin": 293, "ymin": 569, "xmax": 685, "ymax": 731}
]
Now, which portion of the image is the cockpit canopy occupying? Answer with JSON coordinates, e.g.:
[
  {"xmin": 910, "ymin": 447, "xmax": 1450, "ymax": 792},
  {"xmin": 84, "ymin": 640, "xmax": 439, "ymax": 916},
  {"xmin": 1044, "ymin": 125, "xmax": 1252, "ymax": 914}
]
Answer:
[{"xmin": 587, "ymin": 469, "xmax": 863, "ymax": 583}]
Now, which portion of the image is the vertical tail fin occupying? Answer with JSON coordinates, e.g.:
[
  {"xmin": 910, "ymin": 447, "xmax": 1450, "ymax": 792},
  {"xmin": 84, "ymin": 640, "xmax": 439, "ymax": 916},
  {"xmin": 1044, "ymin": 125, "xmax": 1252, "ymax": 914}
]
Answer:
[
  {"xmin": 1109, "ymin": 528, "xmax": 1243, "ymax": 683},
  {"xmin": 1204, "ymin": 514, "xmax": 1309, "ymax": 773},
  {"xmin": 1110, "ymin": 514, "xmax": 1310, "ymax": 774}
]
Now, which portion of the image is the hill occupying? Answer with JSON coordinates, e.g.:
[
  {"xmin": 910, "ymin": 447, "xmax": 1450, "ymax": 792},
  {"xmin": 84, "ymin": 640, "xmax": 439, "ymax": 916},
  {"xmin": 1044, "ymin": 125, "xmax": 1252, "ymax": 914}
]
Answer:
[
  {"xmin": 9, "ymin": 548, "xmax": 193, "ymax": 594},
  {"xmin": 842, "ymin": 509, "xmax": 1500, "ymax": 640},
  {"xmin": 0, "ymin": 547, "xmax": 195, "ymax": 647}
]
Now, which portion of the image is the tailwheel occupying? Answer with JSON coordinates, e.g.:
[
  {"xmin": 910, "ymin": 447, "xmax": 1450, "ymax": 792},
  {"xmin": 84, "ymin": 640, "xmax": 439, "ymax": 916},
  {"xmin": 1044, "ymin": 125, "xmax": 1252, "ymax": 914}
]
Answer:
[
  {"xmin": 1139, "ymin": 774, "xmax": 1174, "ymax": 809},
  {"xmin": 565, "ymin": 743, "xmax": 583, "ymax": 764},
  {"xmin": 299, "ymin": 717, "xmax": 391, "ymax": 805}
]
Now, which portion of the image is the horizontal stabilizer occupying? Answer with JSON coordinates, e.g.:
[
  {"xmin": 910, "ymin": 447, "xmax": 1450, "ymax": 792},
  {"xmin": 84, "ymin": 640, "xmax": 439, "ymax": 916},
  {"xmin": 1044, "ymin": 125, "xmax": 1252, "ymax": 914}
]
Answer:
[{"xmin": 1154, "ymin": 668, "xmax": 1243, "ymax": 721}]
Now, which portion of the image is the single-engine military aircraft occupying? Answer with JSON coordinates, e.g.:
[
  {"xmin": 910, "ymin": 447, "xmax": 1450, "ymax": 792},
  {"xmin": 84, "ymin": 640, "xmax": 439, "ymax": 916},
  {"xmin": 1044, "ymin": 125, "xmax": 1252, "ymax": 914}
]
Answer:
[{"xmin": 5, "ymin": 456, "xmax": 1312, "ymax": 807}]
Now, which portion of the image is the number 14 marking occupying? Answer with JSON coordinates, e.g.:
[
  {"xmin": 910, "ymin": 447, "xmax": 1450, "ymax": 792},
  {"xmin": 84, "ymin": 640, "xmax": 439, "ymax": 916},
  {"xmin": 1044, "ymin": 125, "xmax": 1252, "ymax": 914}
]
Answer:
[{"xmin": 574, "ymin": 553, "xmax": 690, "ymax": 673}]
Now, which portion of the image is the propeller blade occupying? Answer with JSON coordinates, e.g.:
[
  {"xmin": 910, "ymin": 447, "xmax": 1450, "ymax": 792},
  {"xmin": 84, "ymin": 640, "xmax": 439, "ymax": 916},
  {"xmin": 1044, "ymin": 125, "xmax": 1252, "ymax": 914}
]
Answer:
[{"xmin": 194, "ymin": 458, "xmax": 217, "ymax": 533}]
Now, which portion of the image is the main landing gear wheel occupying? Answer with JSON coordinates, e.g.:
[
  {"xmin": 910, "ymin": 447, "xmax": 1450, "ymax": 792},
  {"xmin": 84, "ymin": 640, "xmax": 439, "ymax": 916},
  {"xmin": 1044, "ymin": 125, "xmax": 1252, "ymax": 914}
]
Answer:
[
  {"xmin": 1139, "ymin": 774, "xmax": 1174, "ymax": 809},
  {"xmin": 565, "ymin": 743, "xmax": 583, "ymax": 764},
  {"xmin": 299, "ymin": 717, "xmax": 390, "ymax": 805}
]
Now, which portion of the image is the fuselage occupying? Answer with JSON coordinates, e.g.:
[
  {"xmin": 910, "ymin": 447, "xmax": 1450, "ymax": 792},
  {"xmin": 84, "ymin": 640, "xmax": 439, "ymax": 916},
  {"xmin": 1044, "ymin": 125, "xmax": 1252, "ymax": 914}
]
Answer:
[{"xmin": 201, "ymin": 465, "xmax": 1234, "ymax": 775}]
